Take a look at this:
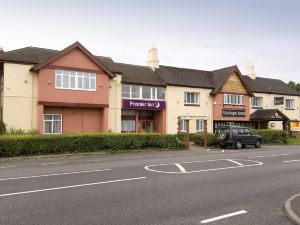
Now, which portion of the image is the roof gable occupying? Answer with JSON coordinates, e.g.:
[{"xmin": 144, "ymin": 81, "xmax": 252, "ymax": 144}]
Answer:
[
  {"xmin": 250, "ymin": 109, "xmax": 289, "ymax": 121},
  {"xmin": 31, "ymin": 42, "xmax": 115, "ymax": 78},
  {"xmin": 211, "ymin": 66, "xmax": 253, "ymax": 96}
]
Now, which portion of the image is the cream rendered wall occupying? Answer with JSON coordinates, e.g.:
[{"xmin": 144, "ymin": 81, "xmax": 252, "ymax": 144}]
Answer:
[
  {"xmin": 166, "ymin": 86, "xmax": 214, "ymax": 134},
  {"xmin": 108, "ymin": 74, "xmax": 122, "ymax": 132},
  {"xmin": 250, "ymin": 93, "xmax": 300, "ymax": 120},
  {"xmin": 3, "ymin": 63, "xmax": 38, "ymax": 131}
]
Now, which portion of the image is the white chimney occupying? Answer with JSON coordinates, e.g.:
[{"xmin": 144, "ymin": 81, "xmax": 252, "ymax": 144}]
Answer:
[
  {"xmin": 147, "ymin": 46, "xmax": 159, "ymax": 70},
  {"xmin": 246, "ymin": 63, "xmax": 256, "ymax": 79}
]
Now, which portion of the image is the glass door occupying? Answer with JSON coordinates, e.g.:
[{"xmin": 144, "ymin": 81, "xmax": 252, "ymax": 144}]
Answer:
[{"xmin": 140, "ymin": 121, "xmax": 155, "ymax": 133}]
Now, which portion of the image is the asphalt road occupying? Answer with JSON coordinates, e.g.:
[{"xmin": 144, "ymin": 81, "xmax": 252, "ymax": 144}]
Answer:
[{"xmin": 0, "ymin": 146, "xmax": 299, "ymax": 225}]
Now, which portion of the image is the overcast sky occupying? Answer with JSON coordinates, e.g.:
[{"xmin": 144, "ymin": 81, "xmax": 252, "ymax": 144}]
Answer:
[{"xmin": 1, "ymin": 0, "xmax": 299, "ymax": 82}]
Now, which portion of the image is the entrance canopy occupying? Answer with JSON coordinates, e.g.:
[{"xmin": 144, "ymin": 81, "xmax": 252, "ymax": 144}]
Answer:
[{"xmin": 250, "ymin": 109, "xmax": 289, "ymax": 122}]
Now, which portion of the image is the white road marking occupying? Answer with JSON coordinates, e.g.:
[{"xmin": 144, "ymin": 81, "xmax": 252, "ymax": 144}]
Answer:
[
  {"xmin": 0, "ymin": 176, "xmax": 147, "ymax": 198},
  {"xmin": 283, "ymin": 159, "xmax": 300, "ymax": 163},
  {"xmin": 174, "ymin": 163, "xmax": 187, "ymax": 172},
  {"xmin": 226, "ymin": 159, "xmax": 244, "ymax": 166},
  {"xmin": 145, "ymin": 159, "xmax": 263, "ymax": 174},
  {"xmin": 0, "ymin": 166, "xmax": 16, "ymax": 169},
  {"xmin": 200, "ymin": 210, "xmax": 247, "ymax": 223},
  {"xmin": 0, "ymin": 169, "xmax": 111, "ymax": 181},
  {"xmin": 248, "ymin": 153, "xmax": 292, "ymax": 158},
  {"xmin": 40, "ymin": 162, "xmax": 67, "ymax": 166}
]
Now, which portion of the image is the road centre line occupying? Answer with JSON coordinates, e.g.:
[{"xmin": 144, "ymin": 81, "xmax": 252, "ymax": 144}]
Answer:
[
  {"xmin": 0, "ymin": 169, "xmax": 111, "ymax": 181},
  {"xmin": 200, "ymin": 210, "xmax": 247, "ymax": 223},
  {"xmin": 247, "ymin": 154, "xmax": 292, "ymax": 158},
  {"xmin": 174, "ymin": 163, "xmax": 187, "ymax": 172},
  {"xmin": 0, "ymin": 176, "xmax": 147, "ymax": 198},
  {"xmin": 226, "ymin": 159, "xmax": 244, "ymax": 166},
  {"xmin": 283, "ymin": 159, "xmax": 300, "ymax": 163}
]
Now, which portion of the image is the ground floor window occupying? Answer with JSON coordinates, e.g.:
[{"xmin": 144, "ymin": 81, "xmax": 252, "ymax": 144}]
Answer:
[
  {"xmin": 180, "ymin": 120, "xmax": 187, "ymax": 132},
  {"xmin": 196, "ymin": 119, "xmax": 204, "ymax": 132},
  {"xmin": 121, "ymin": 120, "xmax": 136, "ymax": 132},
  {"xmin": 44, "ymin": 114, "xmax": 62, "ymax": 134},
  {"xmin": 213, "ymin": 121, "xmax": 254, "ymax": 132}
]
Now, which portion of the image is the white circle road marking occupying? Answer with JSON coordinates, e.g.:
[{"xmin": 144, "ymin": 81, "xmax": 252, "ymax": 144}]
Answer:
[{"xmin": 144, "ymin": 159, "xmax": 263, "ymax": 174}]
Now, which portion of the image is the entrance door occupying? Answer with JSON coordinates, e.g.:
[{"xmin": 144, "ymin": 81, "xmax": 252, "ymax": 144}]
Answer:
[{"xmin": 140, "ymin": 121, "xmax": 156, "ymax": 133}]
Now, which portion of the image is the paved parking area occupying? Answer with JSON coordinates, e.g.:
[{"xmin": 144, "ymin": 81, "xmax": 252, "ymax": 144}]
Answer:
[{"xmin": 0, "ymin": 146, "xmax": 299, "ymax": 225}]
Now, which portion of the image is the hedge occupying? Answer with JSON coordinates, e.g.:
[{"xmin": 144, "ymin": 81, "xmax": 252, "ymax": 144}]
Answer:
[
  {"xmin": 0, "ymin": 133, "xmax": 185, "ymax": 157},
  {"xmin": 251, "ymin": 129, "xmax": 288, "ymax": 144},
  {"xmin": 191, "ymin": 133, "xmax": 216, "ymax": 146}
]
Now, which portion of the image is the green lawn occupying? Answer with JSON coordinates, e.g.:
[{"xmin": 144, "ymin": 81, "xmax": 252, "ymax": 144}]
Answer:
[{"xmin": 288, "ymin": 137, "xmax": 300, "ymax": 145}]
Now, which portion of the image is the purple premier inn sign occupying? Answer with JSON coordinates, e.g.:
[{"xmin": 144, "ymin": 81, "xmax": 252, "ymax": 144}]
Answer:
[{"xmin": 122, "ymin": 99, "xmax": 165, "ymax": 110}]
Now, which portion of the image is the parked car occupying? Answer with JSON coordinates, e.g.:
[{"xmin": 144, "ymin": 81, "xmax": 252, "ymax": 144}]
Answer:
[{"xmin": 215, "ymin": 125, "xmax": 262, "ymax": 149}]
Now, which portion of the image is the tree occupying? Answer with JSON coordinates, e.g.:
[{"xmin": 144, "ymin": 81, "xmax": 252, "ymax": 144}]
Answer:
[{"xmin": 288, "ymin": 81, "xmax": 300, "ymax": 92}]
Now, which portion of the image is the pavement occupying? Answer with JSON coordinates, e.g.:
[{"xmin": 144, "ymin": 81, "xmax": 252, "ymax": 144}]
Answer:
[{"xmin": 0, "ymin": 145, "xmax": 299, "ymax": 225}]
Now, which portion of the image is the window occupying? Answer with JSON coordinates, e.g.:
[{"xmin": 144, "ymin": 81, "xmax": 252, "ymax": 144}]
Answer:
[
  {"xmin": 121, "ymin": 120, "xmax": 136, "ymax": 132},
  {"xmin": 184, "ymin": 92, "xmax": 199, "ymax": 105},
  {"xmin": 180, "ymin": 120, "xmax": 187, "ymax": 132},
  {"xmin": 224, "ymin": 94, "xmax": 244, "ymax": 105},
  {"xmin": 196, "ymin": 119, "xmax": 204, "ymax": 132},
  {"xmin": 44, "ymin": 114, "xmax": 62, "ymax": 134},
  {"xmin": 55, "ymin": 70, "xmax": 96, "ymax": 91},
  {"xmin": 285, "ymin": 99, "xmax": 295, "ymax": 109},
  {"xmin": 251, "ymin": 97, "xmax": 263, "ymax": 107},
  {"xmin": 121, "ymin": 85, "xmax": 165, "ymax": 100},
  {"xmin": 244, "ymin": 128, "xmax": 250, "ymax": 135}
]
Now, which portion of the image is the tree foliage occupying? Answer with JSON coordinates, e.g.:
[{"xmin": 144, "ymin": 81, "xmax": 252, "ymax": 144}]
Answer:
[{"xmin": 288, "ymin": 81, "xmax": 300, "ymax": 92}]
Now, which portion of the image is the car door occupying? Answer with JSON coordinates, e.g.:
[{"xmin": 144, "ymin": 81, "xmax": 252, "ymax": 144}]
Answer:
[{"xmin": 244, "ymin": 128, "xmax": 254, "ymax": 144}]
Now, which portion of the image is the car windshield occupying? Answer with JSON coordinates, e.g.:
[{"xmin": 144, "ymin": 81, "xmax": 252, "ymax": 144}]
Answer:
[{"xmin": 216, "ymin": 127, "xmax": 229, "ymax": 134}]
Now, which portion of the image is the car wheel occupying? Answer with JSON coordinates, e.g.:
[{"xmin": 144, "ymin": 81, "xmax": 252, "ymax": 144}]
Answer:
[
  {"xmin": 255, "ymin": 140, "xmax": 261, "ymax": 148},
  {"xmin": 219, "ymin": 144, "xmax": 226, "ymax": 149},
  {"xmin": 235, "ymin": 140, "xmax": 242, "ymax": 149}
]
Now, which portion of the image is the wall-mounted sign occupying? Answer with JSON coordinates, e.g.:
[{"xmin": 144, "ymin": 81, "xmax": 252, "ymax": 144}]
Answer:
[
  {"xmin": 274, "ymin": 97, "xmax": 284, "ymax": 105},
  {"xmin": 222, "ymin": 109, "xmax": 246, "ymax": 117},
  {"xmin": 122, "ymin": 99, "xmax": 165, "ymax": 110}
]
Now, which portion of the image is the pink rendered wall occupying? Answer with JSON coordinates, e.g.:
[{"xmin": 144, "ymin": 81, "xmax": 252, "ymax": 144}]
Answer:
[
  {"xmin": 213, "ymin": 93, "xmax": 250, "ymax": 121},
  {"xmin": 37, "ymin": 48, "xmax": 109, "ymax": 105}
]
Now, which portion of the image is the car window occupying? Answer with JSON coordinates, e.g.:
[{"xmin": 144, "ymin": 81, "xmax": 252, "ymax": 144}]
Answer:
[
  {"xmin": 244, "ymin": 129, "xmax": 250, "ymax": 135},
  {"xmin": 217, "ymin": 128, "xmax": 229, "ymax": 134},
  {"xmin": 238, "ymin": 129, "xmax": 244, "ymax": 135},
  {"xmin": 232, "ymin": 128, "xmax": 238, "ymax": 135}
]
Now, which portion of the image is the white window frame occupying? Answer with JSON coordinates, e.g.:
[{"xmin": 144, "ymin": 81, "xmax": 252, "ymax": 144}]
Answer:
[
  {"xmin": 196, "ymin": 119, "xmax": 204, "ymax": 132},
  {"xmin": 184, "ymin": 92, "xmax": 199, "ymax": 105},
  {"xmin": 180, "ymin": 119, "xmax": 187, "ymax": 132},
  {"xmin": 285, "ymin": 99, "xmax": 295, "ymax": 109},
  {"xmin": 43, "ymin": 114, "xmax": 62, "ymax": 134},
  {"xmin": 55, "ymin": 70, "xmax": 96, "ymax": 91},
  {"xmin": 224, "ymin": 94, "xmax": 244, "ymax": 105},
  {"xmin": 251, "ymin": 97, "xmax": 263, "ymax": 107},
  {"xmin": 121, "ymin": 84, "xmax": 165, "ymax": 100}
]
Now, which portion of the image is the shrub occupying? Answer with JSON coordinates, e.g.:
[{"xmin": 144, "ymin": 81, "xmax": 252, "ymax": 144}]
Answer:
[
  {"xmin": 0, "ymin": 133, "xmax": 185, "ymax": 158},
  {"xmin": 191, "ymin": 132, "xmax": 216, "ymax": 146},
  {"xmin": 251, "ymin": 129, "xmax": 288, "ymax": 144},
  {"xmin": 0, "ymin": 120, "xmax": 6, "ymax": 135}
]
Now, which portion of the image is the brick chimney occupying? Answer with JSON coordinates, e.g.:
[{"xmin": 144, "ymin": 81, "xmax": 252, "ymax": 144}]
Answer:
[
  {"xmin": 147, "ymin": 46, "xmax": 159, "ymax": 70},
  {"xmin": 246, "ymin": 63, "xmax": 256, "ymax": 79},
  {"xmin": 0, "ymin": 47, "xmax": 4, "ymax": 55}
]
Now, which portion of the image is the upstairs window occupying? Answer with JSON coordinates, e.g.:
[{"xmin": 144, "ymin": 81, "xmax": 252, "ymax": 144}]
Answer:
[
  {"xmin": 184, "ymin": 92, "xmax": 199, "ymax": 105},
  {"xmin": 56, "ymin": 70, "xmax": 96, "ymax": 91},
  {"xmin": 224, "ymin": 94, "xmax": 243, "ymax": 105},
  {"xmin": 251, "ymin": 97, "xmax": 263, "ymax": 108},
  {"xmin": 285, "ymin": 99, "xmax": 295, "ymax": 109},
  {"xmin": 121, "ymin": 84, "xmax": 165, "ymax": 100}
]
